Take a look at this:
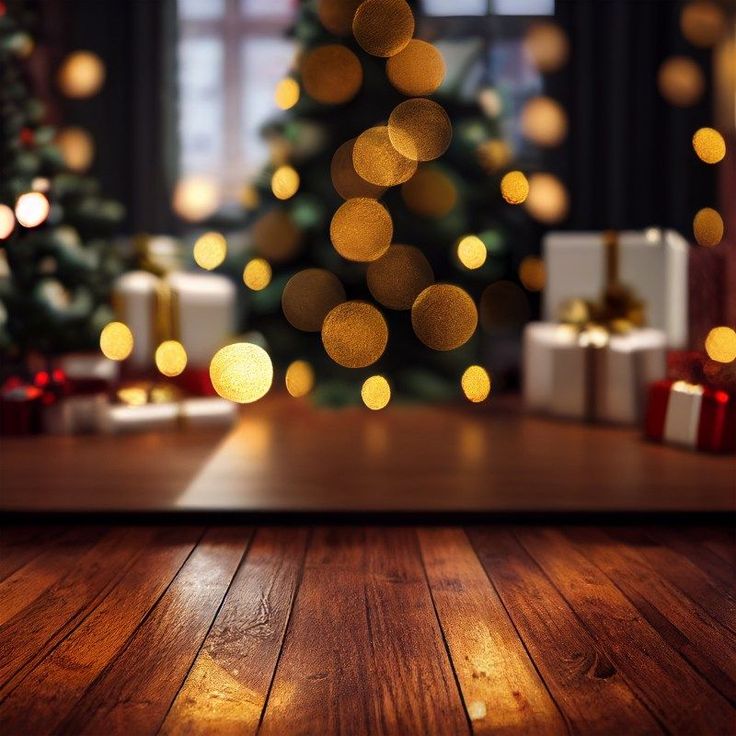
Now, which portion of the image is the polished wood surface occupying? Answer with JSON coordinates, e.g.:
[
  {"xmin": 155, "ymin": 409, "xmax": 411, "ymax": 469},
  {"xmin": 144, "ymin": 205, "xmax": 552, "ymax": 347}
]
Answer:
[
  {"xmin": 1, "ymin": 396, "xmax": 733, "ymax": 512},
  {"xmin": 0, "ymin": 523, "xmax": 733, "ymax": 735}
]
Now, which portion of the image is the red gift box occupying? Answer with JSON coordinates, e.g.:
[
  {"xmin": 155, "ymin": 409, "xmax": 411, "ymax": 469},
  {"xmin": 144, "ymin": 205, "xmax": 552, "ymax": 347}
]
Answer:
[{"xmin": 645, "ymin": 379, "xmax": 735, "ymax": 453}]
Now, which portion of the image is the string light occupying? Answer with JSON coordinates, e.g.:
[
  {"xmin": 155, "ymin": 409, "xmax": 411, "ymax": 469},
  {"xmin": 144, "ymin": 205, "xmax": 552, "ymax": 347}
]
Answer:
[
  {"xmin": 172, "ymin": 176, "xmax": 219, "ymax": 222},
  {"xmin": 330, "ymin": 198, "xmax": 392, "ymax": 262},
  {"xmin": 100, "ymin": 321, "xmax": 134, "ymax": 361},
  {"xmin": 155, "ymin": 340, "xmax": 188, "ymax": 377},
  {"xmin": 57, "ymin": 50, "xmax": 105, "ymax": 98},
  {"xmin": 271, "ymin": 165, "xmax": 300, "ymax": 200},
  {"xmin": 243, "ymin": 258, "xmax": 272, "ymax": 290},
  {"xmin": 519, "ymin": 256, "xmax": 546, "ymax": 291},
  {"xmin": 56, "ymin": 127, "xmax": 94, "ymax": 172},
  {"xmin": 274, "ymin": 78, "xmax": 300, "ymax": 110},
  {"xmin": 285, "ymin": 360, "xmax": 315, "ymax": 397},
  {"xmin": 705, "ymin": 326, "xmax": 736, "ymax": 363},
  {"xmin": 361, "ymin": 375, "xmax": 391, "ymax": 410},
  {"xmin": 456, "ymin": 235, "xmax": 487, "ymax": 270},
  {"xmin": 352, "ymin": 0, "xmax": 414, "ymax": 58},
  {"xmin": 15, "ymin": 192, "xmax": 49, "ymax": 228},
  {"xmin": 500, "ymin": 171, "xmax": 529, "ymax": 205},
  {"xmin": 693, "ymin": 207, "xmax": 724, "ymax": 247},
  {"xmin": 193, "ymin": 232, "xmax": 227, "ymax": 271},
  {"xmin": 461, "ymin": 365, "xmax": 491, "ymax": 403},
  {"xmin": 0, "ymin": 204, "xmax": 15, "ymax": 239},
  {"xmin": 321, "ymin": 301, "xmax": 388, "ymax": 368},
  {"xmin": 209, "ymin": 342, "xmax": 273, "ymax": 403},
  {"xmin": 692, "ymin": 127, "xmax": 726, "ymax": 164}
]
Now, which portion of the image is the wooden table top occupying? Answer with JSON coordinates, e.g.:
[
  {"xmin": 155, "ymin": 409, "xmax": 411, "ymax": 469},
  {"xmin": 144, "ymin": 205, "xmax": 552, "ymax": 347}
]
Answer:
[
  {"xmin": 0, "ymin": 522, "xmax": 733, "ymax": 735},
  {"xmin": 1, "ymin": 395, "xmax": 733, "ymax": 513}
]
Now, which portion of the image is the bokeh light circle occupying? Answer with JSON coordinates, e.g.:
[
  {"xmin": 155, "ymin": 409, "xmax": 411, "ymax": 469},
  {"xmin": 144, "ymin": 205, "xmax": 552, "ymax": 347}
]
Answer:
[
  {"xmin": 352, "ymin": 126, "xmax": 417, "ymax": 187},
  {"xmin": 285, "ymin": 360, "xmax": 315, "ymax": 397},
  {"xmin": 155, "ymin": 340, "xmax": 188, "ymax": 377},
  {"xmin": 520, "ymin": 96, "xmax": 567, "ymax": 147},
  {"xmin": 693, "ymin": 207, "xmax": 724, "ymax": 247},
  {"xmin": 172, "ymin": 176, "xmax": 220, "ymax": 222},
  {"xmin": 58, "ymin": 51, "xmax": 105, "ymax": 98},
  {"xmin": 361, "ymin": 375, "xmax": 391, "ymax": 410},
  {"xmin": 209, "ymin": 343, "xmax": 273, "ymax": 403},
  {"xmin": 331, "ymin": 139, "xmax": 387, "ymax": 200},
  {"xmin": 523, "ymin": 22, "xmax": 569, "ymax": 73},
  {"xmin": 271, "ymin": 165, "xmax": 300, "ymax": 200},
  {"xmin": 692, "ymin": 127, "xmax": 726, "ymax": 164},
  {"xmin": 15, "ymin": 192, "xmax": 50, "ymax": 228},
  {"xmin": 681, "ymin": 1, "xmax": 726, "ymax": 48},
  {"xmin": 461, "ymin": 365, "xmax": 491, "ymax": 403},
  {"xmin": 705, "ymin": 326, "xmax": 736, "ymax": 363},
  {"xmin": 401, "ymin": 167, "xmax": 457, "ymax": 217},
  {"xmin": 193, "ymin": 232, "xmax": 227, "ymax": 271},
  {"xmin": 367, "ymin": 244, "xmax": 434, "ymax": 310},
  {"xmin": 275, "ymin": 78, "xmax": 300, "ymax": 109},
  {"xmin": 300, "ymin": 45, "xmax": 363, "ymax": 105},
  {"xmin": 519, "ymin": 256, "xmax": 546, "ymax": 291},
  {"xmin": 352, "ymin": 0, "xmax": 414, "ymax": 58},
  {"xmin": 0, "ymin": 204, "xmax": 15, "ymax": 239},
  {"xmin": 330, "ymin": 198, "xmax": 393, "ymax": 262},
  {"xmin": 525, "ymin": 173, "xmax": 569, "ymax": 224},
  {"xmin": 500, "ymin": 171, "xmax": 529, "ymax": 205},
  {"xmin": 252, "ymin": 209, "xmax": 302, "ymax": 262},
  {"xmin": 411, "ymin": 284, "xmax": 478, "ymax": 351},
  {"xmin": 318, "ymin": 0, "xmax": 363, "ymax": 35},
  {"xmin": 282, "ymin": 268, "xmax": 346, "ymax": 332},
  {"xmin": 386, "ymin": 40, "xmax": 445, "ymax": 96},
  {"xmin": 456, "ymin": 235, "xmax": 487, "ymax": 270},
  {"xmin": 56, "ymin": 127, "xmax": 94, "ymax": 172},
  {"xmin": 321, "ymin": 301, "xmax": 388, "ymax": 368},
  {"xmin": 658, "ymin": 56, "xmax": 704, "ymax": 107},
  {"xmin": 100, "ymin": 321, "xmax": 134, "ymax": 361},
  {"xmin": 243, "ymin": 258, "xmax": 272, "ymax": 291},
  {"xmin": 388, "ymin": 98, "xmax": 452, "ymax": 162}
]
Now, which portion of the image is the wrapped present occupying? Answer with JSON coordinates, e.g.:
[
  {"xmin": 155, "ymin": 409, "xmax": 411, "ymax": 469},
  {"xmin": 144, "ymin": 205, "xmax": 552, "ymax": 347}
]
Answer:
[
  {"xmin": 645, "ymin": 380, "xmax": 735, "ymax": 453},
  {"xmin": 0, "ymin": 382, "xmax": 44, "ymax": 435},
  {"xmin": 164, "ymin": 272, "xmax": 235, "ymax": 368},
  {"xmin": 543, "ymin": 229, "xmax": 689, "ymax": 347},
  {"xmin": 524, "ymin": 322, "xmax": 667, "ymax": 423},
  {"xmin": 44, "ymin": 393, "xmax": 110, "ymax": 434},
  {"xmin": 112, "ymin": 270, "xmax": 162, "ymax": 368}
]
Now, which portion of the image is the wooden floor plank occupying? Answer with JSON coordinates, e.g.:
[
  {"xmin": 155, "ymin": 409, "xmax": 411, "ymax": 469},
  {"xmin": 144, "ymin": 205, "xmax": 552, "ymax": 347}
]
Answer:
[
  {"xmin": 417, "ymin": 528, "xmax": 565, "ymax": 735},
  {"xmin": 56, "ymin": 527, "xmax": 251, "ymax": 736},
  {"xmin": 0, "ymin": 527, "xmax": 201, "ymax": 736},
  {"xmin": 564, "ymin": 527, "xmax": 736, "ymax": 703},
  {"xmin": 468, "ymin": 527, "xmax": 662, "ymax": 735},
  {"xmin": 159, "ymin": 527, "xmax": 308, "ymax": 736},
  {"xmin": 608, "ymin": 527, "xmax": 736, "ymax": 636},
  {"xmin": 0, "ymin": 526, "xmax": 66, "ymax": 581},
  {"xmin": 0, "ymin": 526, "xmax": 154, "ymax": 691},
  {"xmin": 259, "ymin": 527, "xmax": 470, "ymax": 736},
  {"xmin": 0, "ymin": 527, "xmax": 104, "ymax": 626},
  {"xmin": 515, "ymin": 527, "xmax": 735, "ymax": 733}
]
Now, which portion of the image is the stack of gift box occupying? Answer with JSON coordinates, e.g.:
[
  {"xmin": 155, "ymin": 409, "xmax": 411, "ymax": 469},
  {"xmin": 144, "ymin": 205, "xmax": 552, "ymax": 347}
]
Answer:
[
  {"xmin": 523, "ymin": 228, "xmax": 735, "ymax": 453},
  {"xmin": 1, "ymin": 268, "xmax": 238, "ymax": 436}
]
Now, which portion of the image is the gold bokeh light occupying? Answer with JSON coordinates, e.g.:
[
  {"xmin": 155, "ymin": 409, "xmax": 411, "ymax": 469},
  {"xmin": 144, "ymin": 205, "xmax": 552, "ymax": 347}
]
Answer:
[
  {"xmin": 15, "ymin": 192, "xmax": 50, "ymax": 228},
  {"xmin": 172, "ymin": 176, "xmax": 220, "ymax": 222},
  {"xmin": 330, "ymin": 198, "xmax": 393, "ymax": 262},
  {"xmin": 457, "ymin": 235, "xmax": 487, "ymax": 270},
  {"xmin": 251, "ymin": 209, "xmax": 302, "ymax": 262},
  {"xmin": 523, "ymin": 21, "xmax": 569, "ymax": 73},
  {"xmin": 353, "ymin": 126, "xmax": 417, "ymax": 187},
  {"xmin": 0, "ymin": 204, "xmax": 15, "ymax": 239},
  {"xmin": 411, "ymin": 284, "xmax": 478, "ymax": 351},
  {"xmin": 300, "ymin": 45, "xmax": 363, "ymax": 105},
  {"xmin": 401, "ymin": 167, "xmax": 457, "ymax": 218},
  {"xmin": 519, "ymin": 256, "xmax": 546, "ymax": 291},
  {"xmin": 282, "ymin": 268, "xmax": 346, "ymax": 332},
  {"xmin": 56, "ymin": 127, "xmax": 94, "ymax": 172},
  {"xmin": 367, "ymin": 244, "xmax": 434, "ymax": 310},
  {"xmin": 275, "ymin": 78, "xmax": 300, "ymax": 110},
  {"xmin": 58, "ymin": 50, "xmax": 105, "ymax": 98},
  {"xmin": 352, "ymin": 0, "xmax": 414, "ymax": 58},
  {"xmin": 680, "ymin": 0, "xmax": 726, "ymax": 48},
  {"xmin": 331, "ymin": 139, "xmax": 387, "ymax": 200},
  {"xmin": 285, "ymin": 360, "xmax": 315, "ymax": 397},
  {"xmin": 321, "ymin": 301, "xmax": 388, "ymax": 368},
  {"xmin": 317, "ymin": 0, "xmax": 363, "ymax": 35},
  {"xmin": 658, "ymin": 56, "xmax": 704, "ymax": 107},
  {"xmin": 520, "ymin": 96, "xmax": 567, "ymax": 147},
  {"xmin": 500, "ymin": 171, "xmax": 529, "ymax": 205},
  {"xmin": 692, "ymin": 127, "xmax": 726, "ymax": 164},
  {"xmin": 243, "ymin": 258, "xmax": 272, "ymax": 291},
  {"xmin": 388, "ymin": 98, "xmax": 452, "ymax": 162},
  {"xmin": 461, "ymin": 365, "xmax": 491, "ymax": 403},
  {"xmin": 361, "ymin": 375, "xmax": 391, "ymax": 410},
  {"xmin": 386, "ymin": 40, "xmax": 445, "ymax": 96},
  {"xmin": 100, "ymin": 321, "xmax": 134, "ymax": 361},
  {"xmin": 193, "ymin": 231, "xmax": 227, "ymax": 271},
  {"xmin": 693, "ymin": 207, "xmax": 724, "ymax": 247},
  {"xmin": 705, "ymin": 326, "xmax": 736, "ymax": 363},
  {"xmin": 209, "ymin": 342, "xmax": 273, "ymax": 403},
  {"xmin": 525, "ymin": 173, "xmax": 569, "ymax": 224},
  {"xmin": 155, "ymin": 340, "xmax": 188, "ymax": 377},
  {"xmin": 271, "ymin": 165, "xmax": 300, "ymax": 200}
]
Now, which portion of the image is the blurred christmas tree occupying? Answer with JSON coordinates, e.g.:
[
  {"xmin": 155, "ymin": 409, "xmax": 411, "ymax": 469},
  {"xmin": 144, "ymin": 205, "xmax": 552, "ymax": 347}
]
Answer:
[
  {"xmin": 0, "ymin": 0, "xmax": 124, "ymax": 372},
  {"xmin": 228, "ymin": 0, "xmax": 545, "ymax": 405}
]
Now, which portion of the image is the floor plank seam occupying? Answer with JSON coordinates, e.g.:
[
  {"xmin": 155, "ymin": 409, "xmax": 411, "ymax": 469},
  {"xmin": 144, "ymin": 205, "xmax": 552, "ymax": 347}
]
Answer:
[
  {"xmin": 0, "ymin": 528, "xmax": 66, "ymax": 583},
  {"xmin": 464, "ymin": 527, "xmax": 573, "ymax": 736},
  {"xmin": 255, "ymin": 525, "xmax": 312, "ymax": 735},
  {"xmin": 153, "ymin": 526, "xmax": 256, "ymax": 735},
  {"xmin": 47, "ymin": 527, "xmax": 209, "ymax": 729},
  {"xmin": 413, "ymin": 528, "xmax": 474, "ymax": 736}
]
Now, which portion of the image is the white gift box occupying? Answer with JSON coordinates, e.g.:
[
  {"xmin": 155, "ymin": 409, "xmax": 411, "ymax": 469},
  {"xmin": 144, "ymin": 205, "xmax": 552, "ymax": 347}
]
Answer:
[
  {"xmin": 112, "ymin": 271, "xmax": 161, "ymax": 368},
  {"xmin": 44, "ymin": 394, "xmax": 110, "ymax": 435},
  {"xmin": 543, "ymin": 229, "xmax": 689, "ymax": 348},
  {"xmin": 165, "ymin": 272, "xmax": 235, "ymax": 368},
  {"xmin": 523, "ymin": 322, "xmax": 667, "ymax": 423},
  {"xmin": 105, "ymin": 397, "xmax": 237, "ymax": 434}
]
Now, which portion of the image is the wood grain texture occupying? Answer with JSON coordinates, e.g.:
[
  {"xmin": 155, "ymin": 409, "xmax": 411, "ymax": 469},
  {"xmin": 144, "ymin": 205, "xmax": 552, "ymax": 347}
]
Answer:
[
  {"xmin": 0, "ymin": 527, "xmax": 201, "ymax": 736},
  {"xmin": 1, "ymin": 396, "xmax": 733, "ymax": 512},
  {"xmin": 417, "ymin": 528, "xmax": 565, "ymax": 735},
  {"xmin": 468, "ymin": 527, "xmax": 663, "ymax": 735},
  {"xmin": 564, "ymin": 527, "xmax": 736, "ymax": 703},
  {"xmin": 258, "ymin": 527, "xmax": 470, "ymax": 736},
  {"xmin": 159, "ymin": 527, "xmax": 308, "ymax": 736},
  {"xmin": 0, "ymin": 526, "xmax": 65, "ymax": 580},
  {"xmin": 0, "ymin": 526, "xmax": 153, "ymax": 691},
  {"xmin": 56, "ymin": 527, "xmax": 250, "ymax": 736},
  {"xmin": 515, "ymin": 527, "xmax": 736, "ymax": 733}
]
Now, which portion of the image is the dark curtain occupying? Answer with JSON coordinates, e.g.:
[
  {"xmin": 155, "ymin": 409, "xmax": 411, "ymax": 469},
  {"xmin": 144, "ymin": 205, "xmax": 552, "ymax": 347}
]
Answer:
[
  {"xmin": 44, "ymin": 0, "xmax": 178, "ymax": 234},
  {"xmin": 547, "ymin": 0, "xmax": 717, "ymax": 234}
]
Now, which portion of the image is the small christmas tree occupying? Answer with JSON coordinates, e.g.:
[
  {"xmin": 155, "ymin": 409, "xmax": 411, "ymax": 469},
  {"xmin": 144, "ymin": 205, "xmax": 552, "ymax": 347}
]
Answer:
[
  {"xmin": 235, "ymin": 0, "xmax": 538, "ymax": 405},
  {"xmin": 0, "ymin": 0, "xmax": 124, "ymax": 373}
]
